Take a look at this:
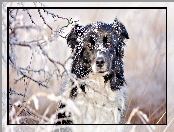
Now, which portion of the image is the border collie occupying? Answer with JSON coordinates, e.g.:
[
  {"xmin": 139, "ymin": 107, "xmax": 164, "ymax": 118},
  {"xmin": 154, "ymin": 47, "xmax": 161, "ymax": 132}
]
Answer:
[{"xmin": 57, "ymin": 18, "xmax": 129, "ymax": 124}]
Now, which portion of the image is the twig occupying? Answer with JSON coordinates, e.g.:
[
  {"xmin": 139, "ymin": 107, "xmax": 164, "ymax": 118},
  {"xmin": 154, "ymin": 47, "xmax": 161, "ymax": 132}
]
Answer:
[
  {"xmin": 38, "ymin": 9, "xmax": 52, "ymax": 31},
  {"xmin": 156, "ymin": 111, "xmax": 166, "ymax": 124},
  {"xmin": 25, "ymin": 9, "xmax": 37, "ymax": 26}
]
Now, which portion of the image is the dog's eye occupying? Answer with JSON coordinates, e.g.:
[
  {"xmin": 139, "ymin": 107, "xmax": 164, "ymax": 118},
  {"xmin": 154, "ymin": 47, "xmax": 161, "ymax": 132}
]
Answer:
[
  {"xmin": 89, "ymin": 37, "xmax": 95, "ymax": 45},
  {"xmin": 87, "ymin": 43, "xmax": 92, "ymax": 49},
  {"xmin": 103, "ymin": 36, "xmax": 107, "ymax": 43},
  {"xmin": 87, "ymin": 37, "xmax": 95, "ymax": 49},
  {"xmin": 83, "ymin": 58, "xmax": 89, "ymax": 63},
  {"xmin": 103, "ymin": 36, "xmax": 111, "ymax": 47}
]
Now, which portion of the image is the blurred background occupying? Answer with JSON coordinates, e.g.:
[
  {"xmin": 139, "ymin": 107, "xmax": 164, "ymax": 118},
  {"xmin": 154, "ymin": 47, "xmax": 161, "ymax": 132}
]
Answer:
[{"xmin": 2, "ymin": 2, "xmax": 173, "ymax": 132}]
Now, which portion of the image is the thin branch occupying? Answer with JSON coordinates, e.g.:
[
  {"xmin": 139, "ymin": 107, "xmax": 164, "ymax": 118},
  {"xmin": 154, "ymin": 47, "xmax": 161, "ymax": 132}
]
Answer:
[
  {"xmin": 25, "ymin": 9, "xmax": 37, "ymax": 26},
  {"xmin": 38, "ymin": 9, "xmax": 52, "ymax": 31}
]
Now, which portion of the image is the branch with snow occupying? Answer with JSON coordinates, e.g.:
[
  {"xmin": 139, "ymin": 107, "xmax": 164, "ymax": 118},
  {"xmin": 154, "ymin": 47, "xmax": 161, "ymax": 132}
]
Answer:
[{"xmin": 3, "ymin": 2, "xmax": 81, "ymax": 127}]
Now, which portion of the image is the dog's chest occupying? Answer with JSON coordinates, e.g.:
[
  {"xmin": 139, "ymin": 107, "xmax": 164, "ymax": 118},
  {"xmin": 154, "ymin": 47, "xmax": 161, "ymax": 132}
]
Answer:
[
  {"xmin": 74, "ymin": 73, "xmax": 120, "ymax": 123},
  {"xmin": 82, "ymin": 73, "xmax": 116, "ymax": 103}
]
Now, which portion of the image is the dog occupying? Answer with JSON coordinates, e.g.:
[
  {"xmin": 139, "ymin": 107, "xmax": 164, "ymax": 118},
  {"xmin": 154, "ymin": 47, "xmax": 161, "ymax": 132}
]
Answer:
[{"xmin": 57, "ymin": 18, "xmax": 129, "ymax": 124}]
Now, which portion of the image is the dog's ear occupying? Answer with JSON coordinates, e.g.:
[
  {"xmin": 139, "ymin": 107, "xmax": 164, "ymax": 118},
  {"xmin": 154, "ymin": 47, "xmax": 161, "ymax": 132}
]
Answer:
[
  {"xmin": 112, "ymin": 18, "xmax": 129, "ymax": 40},
  {"xmin": 67, "ymin": 24, "xmax": 84, "ymax": 49}
]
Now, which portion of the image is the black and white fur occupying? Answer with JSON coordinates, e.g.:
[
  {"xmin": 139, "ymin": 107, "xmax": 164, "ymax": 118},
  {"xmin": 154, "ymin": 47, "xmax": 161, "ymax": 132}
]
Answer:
[{"xmin": 58, "ymin": 18, "xmax": 129, "ymax": 124}]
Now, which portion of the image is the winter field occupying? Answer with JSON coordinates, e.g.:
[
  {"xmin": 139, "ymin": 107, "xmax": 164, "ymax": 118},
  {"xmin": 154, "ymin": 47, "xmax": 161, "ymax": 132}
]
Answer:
[{"xmin": 2, "ymin": 2, "xmax": 173, "ymax": 132}]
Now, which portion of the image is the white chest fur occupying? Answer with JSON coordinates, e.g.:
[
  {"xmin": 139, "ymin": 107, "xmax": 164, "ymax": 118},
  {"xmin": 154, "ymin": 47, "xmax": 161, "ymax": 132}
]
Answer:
[{"xmin": 71, "ymin": 73, "xmax": 127, "ymax": 124}]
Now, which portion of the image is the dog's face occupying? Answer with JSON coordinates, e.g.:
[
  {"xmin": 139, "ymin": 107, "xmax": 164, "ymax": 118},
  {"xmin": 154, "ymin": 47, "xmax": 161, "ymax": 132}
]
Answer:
[
  {"xmin": 67, "ymin": 18, "xmax": 129, "ymax": 79},
  {"xmin": 80, "ymin": 25, "xmax": 116, "ymax": 74}
]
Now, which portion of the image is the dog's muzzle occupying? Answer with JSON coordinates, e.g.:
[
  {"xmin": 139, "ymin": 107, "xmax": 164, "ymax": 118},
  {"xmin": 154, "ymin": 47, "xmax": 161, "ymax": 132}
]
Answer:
[{"xmin": 96, "ymin": 57, "xmax": 105, "ymax": 68}]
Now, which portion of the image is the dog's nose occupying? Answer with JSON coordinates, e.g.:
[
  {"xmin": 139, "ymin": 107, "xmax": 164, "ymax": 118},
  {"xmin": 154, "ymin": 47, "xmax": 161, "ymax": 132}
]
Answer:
[{"xmin": 96, "ymin": 57, "xmax": 105, "ymax": 67}]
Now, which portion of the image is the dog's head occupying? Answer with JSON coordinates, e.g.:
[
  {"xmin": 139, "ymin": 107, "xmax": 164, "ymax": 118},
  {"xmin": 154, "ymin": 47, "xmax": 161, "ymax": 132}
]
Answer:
[{"xmin": 67, "ymin": 18, "xmax": 129, "ymax": 85}]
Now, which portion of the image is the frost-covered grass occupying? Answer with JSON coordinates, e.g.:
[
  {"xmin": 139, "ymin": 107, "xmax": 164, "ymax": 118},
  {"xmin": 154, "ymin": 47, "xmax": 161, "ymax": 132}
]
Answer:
[{"xmin": 2, "ymin": 2, "xmax": 173, "ymax": 132}]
